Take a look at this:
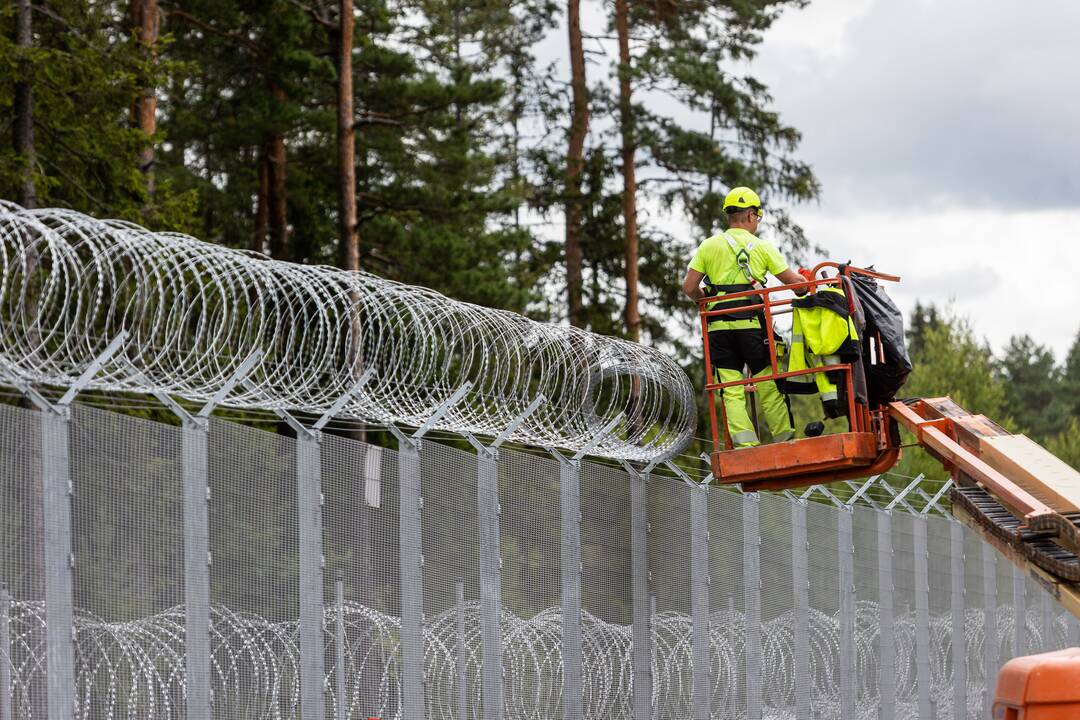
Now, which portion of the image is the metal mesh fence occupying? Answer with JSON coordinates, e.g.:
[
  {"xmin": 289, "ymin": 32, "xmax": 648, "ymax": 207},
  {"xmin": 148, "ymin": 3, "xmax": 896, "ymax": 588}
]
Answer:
[{"xmin": 0, "ymin": 402, "xmax": 1076, "ymax": 720}]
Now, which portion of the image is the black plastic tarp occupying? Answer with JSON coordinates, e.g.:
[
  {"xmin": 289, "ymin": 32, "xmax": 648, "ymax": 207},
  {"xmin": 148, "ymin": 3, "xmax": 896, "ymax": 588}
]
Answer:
[{"xmin": 850, "ymin": 274, "xmax": 912, "ymax": 406}]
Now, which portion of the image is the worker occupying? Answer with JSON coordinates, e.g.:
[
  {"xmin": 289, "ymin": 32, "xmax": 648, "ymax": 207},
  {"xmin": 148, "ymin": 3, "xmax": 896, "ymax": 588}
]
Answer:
[{"xmin": 681, "ymin": 186, "xmax": 807, "ymax": 447}]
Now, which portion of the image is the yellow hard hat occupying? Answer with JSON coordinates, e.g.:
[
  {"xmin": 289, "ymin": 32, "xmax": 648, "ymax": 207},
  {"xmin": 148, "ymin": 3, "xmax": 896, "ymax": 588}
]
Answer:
[{"xmin": 723, "ymin": 186, "xmax": 762, "ymax": 211}]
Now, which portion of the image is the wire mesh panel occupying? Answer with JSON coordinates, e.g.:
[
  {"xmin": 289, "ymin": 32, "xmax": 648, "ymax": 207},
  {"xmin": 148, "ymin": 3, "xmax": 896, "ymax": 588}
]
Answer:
[
  {"xmin": 70, "ymin": 405, "xmax": 185, "ymax": 718},
  {"xmin": 648, "ymin": 477, "xmax": 693, "ymax": 720},
  {"xmin": 419, "ymin": 440, "xmax": 481, "ymax": 720},
  {"xmin": 804, "ymin": 499, "xmax": 841, "ymax": 718},
  {"xmin": 207, "ymin": 418, "xmax": 301, "ymax": 718},
  {"xmin": 993, "ymin": 547, "xmax": 1017, "ymax": 670},
  {"xmin": 579, "ymin": 460, "xmax": 632, "ymax": 720},
  {"xmin": 321, "ymin": 431, "xmax": 402, "ymax": 720},
  {"xmin": 0, "ymin": 404, "xmax": 45, "ymax": 718},
  {"xmin": 926, "ymin": 514, "xmax": 954, "ymax": 717},
  {"xmin": 852, "ymin": 502, "xmax": 881, "ymax": 718},
  {"xmin": 962, "ymin": 523, "xmax": 991, "ymax": 720},
  {"xmin": 707, "ymin": 485, "xmax": 745, "ymax": 720},
  {"xmin": 889, "ymin": 510, "xmax": 919, "ymax": 719},
  {"xmin": 497, "ymin": 447, "xmax": 563, "ymax": 720},
  {"xmin": 758, "ymin": 492, "xmax": 796, "ymax": 718}
]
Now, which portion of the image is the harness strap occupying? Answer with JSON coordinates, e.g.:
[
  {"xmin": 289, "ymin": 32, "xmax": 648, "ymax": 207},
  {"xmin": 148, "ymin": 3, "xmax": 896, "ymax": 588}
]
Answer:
[{"xmin": 722, "ymin": 231, "xmax": 761, "ymax": 285}]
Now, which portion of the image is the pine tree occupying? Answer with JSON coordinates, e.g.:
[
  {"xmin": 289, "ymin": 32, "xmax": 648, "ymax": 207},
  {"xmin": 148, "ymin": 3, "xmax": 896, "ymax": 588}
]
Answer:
[
  {"xmin": 0, "ymin": 0, "xmax": 194, "ymax": 226},
  {"xmin": 996, "ymin": 334, "xmax": 1068, "ymax": 442},
  {"xmin": 12, "ymin": 0, "xmax": 36, "ymax": 208},
  {"xmin": 564, "ymin": 0, "xmax": 589, "ymax": 326},
  {"xmin": 546, "ymin": 0, "xmax": 819, "ymax": 351},
  {"xmin": 337, "ymin": 0, "xmax": 359, "ymax": 272},
  {"xmin": 1063, "ymin": 330, "xmax": 1080, "ymax": 420}
]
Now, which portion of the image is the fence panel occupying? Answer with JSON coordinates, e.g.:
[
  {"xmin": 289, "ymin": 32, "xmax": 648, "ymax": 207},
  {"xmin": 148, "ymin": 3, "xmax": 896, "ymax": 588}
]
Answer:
[{"xmin": 0, "ymin": 404, "xmax": 1075, "ymax": 720}]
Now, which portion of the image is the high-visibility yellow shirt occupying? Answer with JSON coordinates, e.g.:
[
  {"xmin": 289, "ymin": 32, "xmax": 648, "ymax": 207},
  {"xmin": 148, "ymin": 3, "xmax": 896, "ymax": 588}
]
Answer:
[{"xmin": 688, "ymin": 228, "xmax": 790, "ymax": 331}]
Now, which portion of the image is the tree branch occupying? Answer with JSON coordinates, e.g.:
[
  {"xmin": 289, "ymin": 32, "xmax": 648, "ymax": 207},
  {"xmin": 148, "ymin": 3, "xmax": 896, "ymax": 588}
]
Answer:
[
  {"xmin": 283, "ymin": 0, "xmax": 335, "ymax": 30},
  {"xmin": 163, "ymin": 9, "xmax": 262, "ymax": 56}
]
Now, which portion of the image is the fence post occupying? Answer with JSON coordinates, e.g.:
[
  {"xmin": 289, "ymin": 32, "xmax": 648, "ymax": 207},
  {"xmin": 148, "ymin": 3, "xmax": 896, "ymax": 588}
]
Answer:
[
  {"xmin": 41, "ymin": 408, "xmax": 75, "ymax": 720},
  {"xmin": 1012, "ymin": 566, "xmax": 1026, "ymax": 658},
  {"xmin": 629, "ymin": 467, "xmax": 652, "ymax": 720},
  {"xmin": 477, "ymin": 451, "xmax": 505, "ymax": 720},
  {"xmin": 456, "ymin": 580, "xmax": 468, "ymax": 720},
  {"xmin": 837, "ymin": 506, "xmax": 855, "ymax": 720},
  {"xmin": 181, "ymin": 421, "xmax": 212, "ymax": 720},
  {"xmin": 950, "ymin": 521, "xmax": 966, "ymax": 720},
  {"xmin": 743, "ymin": 492, "xmax": 762, "ymax": 720},
  {"xmin": 913, "ymin": 515, "xmax": 933, "ymax": 720},
  {"xmin": 982, "ymin": 541, "xmax": 997, "ymax": 718},
  {"xmin": 296, "ymin": 431, "xmax": 326, "ymax": 720},
  {"xmin": 397, "ymin": 438, "xmax": 426, "ymax": 720},
  {"xmin": 877, "ymin": 510, "xmax": 895, "ymax": 720},
  {"xmin": 791, "ymin": 500, "xmax": 810, "ymax": 720},
  {"xmin": 559, "ymin": 456, "xmax": 583, "ymax": 720},
  {"xmin": 689, "ymin": 484, "xmax": 710, "ymax": 720},
  {"xmin": 335, "ymin": 576, "xmax": 347, "ymax": 720},
  {"xmin": 1, "ymin": 583, "xmax": 10, "ymax": 720}
]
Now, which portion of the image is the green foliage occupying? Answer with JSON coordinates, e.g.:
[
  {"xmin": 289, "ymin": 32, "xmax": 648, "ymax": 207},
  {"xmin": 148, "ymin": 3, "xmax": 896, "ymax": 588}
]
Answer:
[
  {"xmin": 0, "ymin": 0, "xmax": 196, "ymax": 228},
  {"xmin": 1048, "ymin": 418, "xmax": 1080, "ymax": 471},
  {"xmin": 904, "ymin": 311, "xmax": 1007, "ymax": 420},
  {"xmin": 894, "ymin": 303, "xmax": 1080, "ymax": 480},
  {"xmin": 996, "ymin": 334, "xmax": 1069, "ymax": 442},
  {"xmin": 632, "ymin": 0, "xmax": 820, "ymax": 249},
  {"xmin": 906, "ymin": 301, "xmax": 942, "ymax": 358},
  {"xmin": 894, "ymin": 306, "xmax": 1009, "ymax": 481},
  {"xmin": 2, "ymin": 0, "xmax": 816, "ymax": 327}
]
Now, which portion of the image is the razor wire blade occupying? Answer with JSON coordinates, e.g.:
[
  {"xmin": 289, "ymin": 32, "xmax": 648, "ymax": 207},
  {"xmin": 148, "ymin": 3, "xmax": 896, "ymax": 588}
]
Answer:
[{"xmin": 0, "ymin": 202, "xmax": 695, "ymax": 461}]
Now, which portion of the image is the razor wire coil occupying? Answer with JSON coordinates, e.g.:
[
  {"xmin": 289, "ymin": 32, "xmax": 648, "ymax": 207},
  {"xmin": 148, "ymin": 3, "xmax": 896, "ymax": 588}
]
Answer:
[
  {"xmin": 0, "ymin": 600, "xmax": 1056, "ymax": 720},
  {"xmin": 0, "ymin": 203, "xmax": 695, "ymax": 461}
]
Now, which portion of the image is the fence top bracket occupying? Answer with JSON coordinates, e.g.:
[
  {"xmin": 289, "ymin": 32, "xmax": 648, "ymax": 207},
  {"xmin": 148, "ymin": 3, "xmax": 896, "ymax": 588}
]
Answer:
[
  {"xmin": 197, "ymin": 350, "xmax": 263, "ymax": 419},
  {"xmin": 572, "ymin": 413, "xmax": 625, "ymax": 462},
  {"xmin": 313, "ymin": 368, "xmax": 375, "ymax": 431}
]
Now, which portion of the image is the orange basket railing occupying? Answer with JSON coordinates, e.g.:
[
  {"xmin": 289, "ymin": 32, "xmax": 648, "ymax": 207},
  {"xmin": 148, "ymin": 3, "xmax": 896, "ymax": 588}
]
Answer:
[{"xmin": 698, "ymin": 262, "xmax": 899, "ymax": 453}]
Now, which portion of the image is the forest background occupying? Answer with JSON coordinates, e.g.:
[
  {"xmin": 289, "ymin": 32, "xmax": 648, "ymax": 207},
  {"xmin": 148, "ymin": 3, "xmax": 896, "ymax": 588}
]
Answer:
[{"xmin": 1, "ymin": 0, "xmax": 1077, "ymax": 478}]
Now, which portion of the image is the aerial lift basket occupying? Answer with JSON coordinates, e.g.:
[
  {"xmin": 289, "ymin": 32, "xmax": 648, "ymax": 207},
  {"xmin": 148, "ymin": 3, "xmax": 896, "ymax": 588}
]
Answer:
[{"xmin": 698, "ymin": 261, "xmax": 903, "ymax": 492}]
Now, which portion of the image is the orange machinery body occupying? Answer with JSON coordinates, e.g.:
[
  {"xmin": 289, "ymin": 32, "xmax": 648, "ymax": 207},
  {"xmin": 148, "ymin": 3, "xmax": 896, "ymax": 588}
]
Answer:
[
  {"xmin": 993, "ymin": 648, "xmax": 1080, "ymax": 720},
  {"xmin": 700, "ymin": 262, "xmax": 903, "ymax": 492}
]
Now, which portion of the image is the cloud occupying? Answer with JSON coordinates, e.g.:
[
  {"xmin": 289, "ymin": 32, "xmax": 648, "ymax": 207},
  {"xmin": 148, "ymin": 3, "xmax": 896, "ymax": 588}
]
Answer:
[
  {"xmin": 788, "ymin": 207, "xmax": 1080, "ymax": 360},
  {"xmin": 754, "ymin": 0, "xmax": 1080, "ymax": 210}
]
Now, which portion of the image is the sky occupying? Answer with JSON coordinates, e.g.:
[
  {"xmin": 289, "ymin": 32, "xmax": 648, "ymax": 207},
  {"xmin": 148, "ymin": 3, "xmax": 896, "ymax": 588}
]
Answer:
[
  {"xmin": 742, "ymin": 0, "xmax": 1080, "ymax": 360},
  {"xmin": 535, "ymin": 0, "xmax": 1080, "ymax": 360}
]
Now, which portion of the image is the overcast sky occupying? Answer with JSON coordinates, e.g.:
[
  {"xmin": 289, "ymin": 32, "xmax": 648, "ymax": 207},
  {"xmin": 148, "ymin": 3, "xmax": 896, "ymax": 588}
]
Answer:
[
  {"xmin": 535, "ymin": 0, "xmax": 1080, "ymax": 360},
  {"xmin": 747, "ymin": 0, "xmax": 1080, "ymax": 359}
]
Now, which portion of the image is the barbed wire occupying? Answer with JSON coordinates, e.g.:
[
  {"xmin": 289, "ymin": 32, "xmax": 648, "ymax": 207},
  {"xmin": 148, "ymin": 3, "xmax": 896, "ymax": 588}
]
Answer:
[{"xmin": 0, "ymin": 202, "xmax": 695, "ymax": 462}]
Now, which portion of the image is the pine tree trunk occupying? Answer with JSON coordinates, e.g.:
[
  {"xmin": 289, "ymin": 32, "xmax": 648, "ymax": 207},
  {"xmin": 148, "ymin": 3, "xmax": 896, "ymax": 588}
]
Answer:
[
  {"xmin": 130, "ymin": 0, "xmax": 159, "ymax": 203},
  {"xmin": 13, "ymin": 0, "xmax": 36, "ymax": 209},
  {"xmin": 268, "ymin": 132, "xmax": 288, "ymax": 259},
  {"xmin": 337, "ymin": 0, "xmax": 366, "ymax": 445},
  {"xmin": 565, "ymin": 0, "xmax": 589, "ymax": 328},
  {"xmin": 337, "ymin": 0, "xmax": 358, "ymax": 273},
  {"xmin": 267, "ymin": 80, "xmax": 289, "ymax": 260},
  {"xmin": 616, "ymin": 0, "xmax": 639, "ymax": 343},
  {"xmin": 253, "ymin": 144, "xmax": 270, "ymax": 253},
  {"xmin": 615, "ymin": 0, "xmax": 643, "ymax": 440}
]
